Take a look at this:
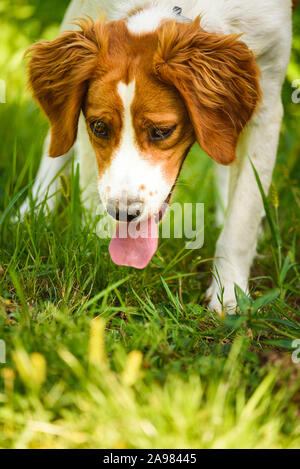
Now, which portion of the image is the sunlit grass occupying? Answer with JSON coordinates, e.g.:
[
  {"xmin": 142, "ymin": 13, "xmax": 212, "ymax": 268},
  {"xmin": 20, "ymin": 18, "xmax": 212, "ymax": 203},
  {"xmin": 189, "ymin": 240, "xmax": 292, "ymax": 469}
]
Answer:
[{"xmin": 1, "ymin": 328, "xmax": 300, "ymax": 449}]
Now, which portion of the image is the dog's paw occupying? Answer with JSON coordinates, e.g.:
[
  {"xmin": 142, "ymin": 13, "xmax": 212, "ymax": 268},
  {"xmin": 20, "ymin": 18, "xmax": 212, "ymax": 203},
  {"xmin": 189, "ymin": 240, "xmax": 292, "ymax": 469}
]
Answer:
[
  {"xmin": 15, "ymin": 198, "xmax": 33, "ymax": 221},
  {"xmin": 206, "ymin": 277, "xmax": 248, "ymax": 315}
]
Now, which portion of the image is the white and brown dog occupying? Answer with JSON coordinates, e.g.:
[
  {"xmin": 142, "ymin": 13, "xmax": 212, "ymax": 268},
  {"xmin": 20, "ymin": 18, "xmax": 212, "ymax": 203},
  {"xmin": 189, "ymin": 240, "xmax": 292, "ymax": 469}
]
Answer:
[{"xmin": 21, "ymin": 0, "xmax": 296, "ymax": 312}]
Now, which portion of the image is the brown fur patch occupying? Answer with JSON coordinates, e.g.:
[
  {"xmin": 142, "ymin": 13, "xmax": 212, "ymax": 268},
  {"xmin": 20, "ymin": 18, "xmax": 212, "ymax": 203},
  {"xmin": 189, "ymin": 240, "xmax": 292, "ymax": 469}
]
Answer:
[
  {"xmin": 83, "ymin": 20, "xmax": 194, "ymax": 180},
  {"xmin": 27, "ymin": 15, "xmax": 261, "ymax": 179},
  {"xmin": 154, "ymin": 18, "xmax": 262, "ymax": 165},
  {"xmin": 26, "ymin": 18, "xmax": 108, "ymax": 157}
]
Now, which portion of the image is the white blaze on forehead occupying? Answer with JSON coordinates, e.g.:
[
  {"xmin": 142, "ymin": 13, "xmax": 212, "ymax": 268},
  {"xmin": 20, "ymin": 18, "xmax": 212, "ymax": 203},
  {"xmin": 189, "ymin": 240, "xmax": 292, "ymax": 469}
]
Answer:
[
  {"xmin": 127, "ymin": 5, "xmax": 176, "ymax": 34},
  {"xmin": 118, "ymin": 81, "xmax": 136, "ymax": 147},
  {"xmin": 98, "ymin": 80, "xmax": 171, "ymax": 217}
]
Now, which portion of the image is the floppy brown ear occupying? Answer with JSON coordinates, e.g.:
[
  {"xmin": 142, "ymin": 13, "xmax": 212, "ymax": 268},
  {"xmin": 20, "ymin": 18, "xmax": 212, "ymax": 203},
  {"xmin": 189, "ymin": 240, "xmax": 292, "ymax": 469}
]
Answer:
[
  {"xmin": 26, "ymin": 19, "xmax": 105, "ymax": 157},
  {"xmin": 154, "ymin": 20, "xmax": 261, "ymax": 165}
]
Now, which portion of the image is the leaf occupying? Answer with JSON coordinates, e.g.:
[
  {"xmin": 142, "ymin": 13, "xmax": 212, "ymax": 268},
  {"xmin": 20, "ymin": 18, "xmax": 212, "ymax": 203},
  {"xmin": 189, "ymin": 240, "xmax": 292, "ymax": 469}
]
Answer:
[
  {"xmin": 262, "ymin": 317, "xmax": 300, "ymax": 330},
  {"xmin": 0, "ymin": 182, "xmax": 32, "ymax": 226},
  {"xmin": 234, "ymin": 284, "xmax": 252, "ymax": 314},
  {"xmin": 9, "ymin": 270, "xmax": 30, "ymax": 328},
  {"xmin": 279, "ymin": 253, "xmax": 294, "ymax": 285},
  {"xmin": 71, "ymin": 162, "xmax": 81, "ymax": 235},
  {"xmin": 251, "ymin": 289, "xmax": 280, "ymax": 313},
  {"xmin": 224, "ymin": 314, "xmax": 247, "ymax": 330},
  {"xmin": 261, "ymin": 339, "xmax": 295, "ymax": 350},
  {"xmin": 161, "ymin": 276, "xmax": 182, "ymax": 314},
  {"xmin": 250, "ymin": 159, "xmax": 281, "ymax": 249},
  {"xmin": 81, "ymin": 276, "xmax": 131, "ymax": 311}
]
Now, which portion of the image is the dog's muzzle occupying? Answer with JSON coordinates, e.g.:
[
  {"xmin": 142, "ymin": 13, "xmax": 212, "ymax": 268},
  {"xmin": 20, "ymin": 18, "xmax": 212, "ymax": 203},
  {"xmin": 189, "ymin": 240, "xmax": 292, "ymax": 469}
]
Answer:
[{"xmin": 107, "ymin": 198, "xmax": 145, "ymax": 222}]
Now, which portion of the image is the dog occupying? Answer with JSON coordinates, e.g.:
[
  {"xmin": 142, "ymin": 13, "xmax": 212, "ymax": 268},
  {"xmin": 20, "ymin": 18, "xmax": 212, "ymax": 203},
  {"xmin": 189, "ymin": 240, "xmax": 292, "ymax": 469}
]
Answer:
[{"xmin": 21, "ymin": 0, "xmax": 295, "ymax": 313}]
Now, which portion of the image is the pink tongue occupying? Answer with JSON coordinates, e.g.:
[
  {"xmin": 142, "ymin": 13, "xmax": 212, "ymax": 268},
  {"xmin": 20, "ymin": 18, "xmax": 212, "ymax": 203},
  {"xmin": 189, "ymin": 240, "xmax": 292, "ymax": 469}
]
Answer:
[{"xmin": 109, "ymin": 216, "xmax": 158, "ymax": 269}]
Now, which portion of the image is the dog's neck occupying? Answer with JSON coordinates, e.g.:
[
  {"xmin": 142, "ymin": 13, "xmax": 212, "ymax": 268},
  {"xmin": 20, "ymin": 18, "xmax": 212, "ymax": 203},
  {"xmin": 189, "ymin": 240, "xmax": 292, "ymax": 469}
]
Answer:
[
  {"xmin": 111, "ymin": 1, "xmax": 224, "ymax": 36},
  {"xmin": 126, "ymin": 4, "xmax": 190, "ymax": 34},
  {"xmin": 124, "ymin": 3, "xmax": 191, "ymax": 34}
]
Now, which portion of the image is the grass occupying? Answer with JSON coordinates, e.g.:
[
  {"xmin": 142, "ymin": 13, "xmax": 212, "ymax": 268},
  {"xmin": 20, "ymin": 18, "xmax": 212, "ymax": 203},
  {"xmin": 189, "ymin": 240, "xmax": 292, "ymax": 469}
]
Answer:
[{"xmin": 0, "ymin": 0, "xmax": 300, "ymax": 449}]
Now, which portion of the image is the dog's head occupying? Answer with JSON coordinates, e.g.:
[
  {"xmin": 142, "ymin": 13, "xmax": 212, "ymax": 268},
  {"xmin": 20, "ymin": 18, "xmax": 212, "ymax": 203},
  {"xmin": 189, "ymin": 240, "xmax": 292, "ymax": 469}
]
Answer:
[{"xmin": 27, "ymin": 16, "xmax": 261, "ymax": 268}]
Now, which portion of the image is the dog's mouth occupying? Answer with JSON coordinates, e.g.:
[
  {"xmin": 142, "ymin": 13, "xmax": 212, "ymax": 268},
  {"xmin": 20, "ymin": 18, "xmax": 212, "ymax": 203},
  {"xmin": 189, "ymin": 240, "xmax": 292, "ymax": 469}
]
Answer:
[
  {"xmin": 155, "ymin": 188, "xmax": 174, "ymax": 223},
  {"xmin": 108, "ymin": 186, "xmax": 175, "ymax": 269},
  {"xmin": 108, "ymin": 142, "xmax": 190, "ymax": 270}
]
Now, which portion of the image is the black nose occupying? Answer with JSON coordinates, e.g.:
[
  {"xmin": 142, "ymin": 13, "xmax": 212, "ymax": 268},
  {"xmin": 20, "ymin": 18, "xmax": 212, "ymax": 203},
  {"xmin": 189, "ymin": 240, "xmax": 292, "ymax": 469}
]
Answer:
[{"xmin": 107, "ymin": 199, "xmax": 144, "ymax": 222}]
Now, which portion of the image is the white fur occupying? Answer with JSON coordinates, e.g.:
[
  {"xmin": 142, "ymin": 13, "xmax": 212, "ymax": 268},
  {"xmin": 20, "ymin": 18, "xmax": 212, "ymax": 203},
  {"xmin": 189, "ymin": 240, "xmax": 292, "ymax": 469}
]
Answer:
[
  {"xmin": 20, "ymin": 0, "xmax": 293, "ymax": 313},
  {"xmin": 127, "ymin": 6, "xmax": 175, "ymax": 34},
  {"xmin": 17, "ymin": 134, "xmax": 73, "ymax": 218},
  {"xmin": 98, "ymin": 81, "xmax": 171, "ymax": 217}
]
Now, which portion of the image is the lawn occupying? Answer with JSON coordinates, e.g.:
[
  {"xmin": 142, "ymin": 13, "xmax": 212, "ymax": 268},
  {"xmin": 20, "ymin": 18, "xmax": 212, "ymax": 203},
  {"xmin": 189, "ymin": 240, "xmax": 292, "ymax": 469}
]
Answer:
[{"xmin": 0, "ymin": 0, "xmax": 300, "ymax": 449}]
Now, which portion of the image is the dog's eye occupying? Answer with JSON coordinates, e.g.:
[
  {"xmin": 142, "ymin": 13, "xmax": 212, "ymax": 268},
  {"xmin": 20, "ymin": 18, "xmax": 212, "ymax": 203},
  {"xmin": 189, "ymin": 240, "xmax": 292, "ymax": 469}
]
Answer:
[
  {"xmin": 90, "ymin": 120, "xmax": 109, "ymax": 139},
  {"xmin": 149, "ymin": 125, "xmax": 176, "ymax": 142}
]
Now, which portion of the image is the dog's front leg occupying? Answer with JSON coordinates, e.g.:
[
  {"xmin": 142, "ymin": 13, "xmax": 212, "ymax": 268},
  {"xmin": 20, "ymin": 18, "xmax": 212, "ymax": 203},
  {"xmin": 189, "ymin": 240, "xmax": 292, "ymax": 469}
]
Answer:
[
  {"xmin": 17, "ymin": 132, "xmax": 73, "ymax": 219},
  {"xmin": 207, "ymin": 100, "xmax": 283, "ymax": 314}
]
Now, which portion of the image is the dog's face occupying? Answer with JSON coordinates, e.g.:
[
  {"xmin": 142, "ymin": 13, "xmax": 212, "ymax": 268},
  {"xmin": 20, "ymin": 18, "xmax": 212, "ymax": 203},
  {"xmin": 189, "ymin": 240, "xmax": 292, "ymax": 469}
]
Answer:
[
  {"xmin": 83, "ymin": 24, "xmax": 194, "ymax": 220},
  {"xmin": 27, "ymin": 17, "xmax": 261, "ymax": 226}
]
